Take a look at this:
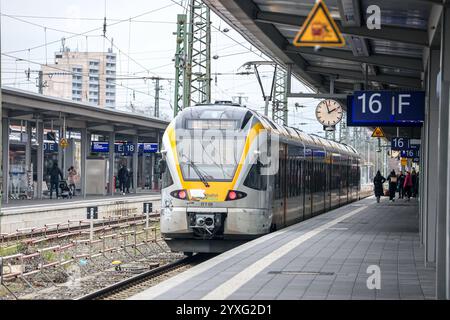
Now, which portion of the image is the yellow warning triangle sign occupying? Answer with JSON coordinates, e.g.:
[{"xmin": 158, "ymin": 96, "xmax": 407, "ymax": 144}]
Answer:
[
  {"xmin": 293, "ymin": 0, "xmax": 345, "ymax": 47},
  {"xmin": 371, "ymin": 127, "xmax": 385, "ymax": 138}
]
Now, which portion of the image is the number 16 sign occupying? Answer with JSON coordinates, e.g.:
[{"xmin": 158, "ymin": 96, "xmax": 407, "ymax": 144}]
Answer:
[{"xmin": 347, "ymin": 91, "xmax": 425, "ymax": 127}]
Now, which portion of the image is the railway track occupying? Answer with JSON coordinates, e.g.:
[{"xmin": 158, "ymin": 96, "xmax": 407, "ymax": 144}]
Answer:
[{"xmin": 76, "ymin": 253, "xmax": 213, "ymax": 300}]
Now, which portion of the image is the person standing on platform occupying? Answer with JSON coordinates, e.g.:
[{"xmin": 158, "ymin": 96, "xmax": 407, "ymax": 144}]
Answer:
[
  {"xmin": 67, "ymin": 166, "xmax": 77, "ymax": 196},
  {"xmin": 387, "ymin": 170, "xmax": 397, "ymax": 202},
  {"xmin": 411, "ymin": 168, "xmax": 418, "ymax": 197},
  {"xmin": 373, "ymin": 170, "xmax": 386, "ymax": 203},
  {"xmin": 49, "ymin": 162, "xmax": 63, "ymax": 199},
  {"xmin": 403, "ymin": 171, "xmax": 413, "ymax": 201},
  {"xmin": 397, "ymin": 171, "xmax": 405, "ymax": 199},
  {"xmin": 118, "ymin": 164, "xmax": 129, "ymax": 195}
]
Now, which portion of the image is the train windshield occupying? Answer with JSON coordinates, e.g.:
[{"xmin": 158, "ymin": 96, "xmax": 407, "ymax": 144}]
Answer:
[{"xmin": 176, "ymin": 130, "xmax": 246, "ymax": 182}]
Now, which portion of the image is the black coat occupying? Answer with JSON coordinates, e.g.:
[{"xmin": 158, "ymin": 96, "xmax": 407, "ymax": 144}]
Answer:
[
  {"xmin": 118, "ymin": 167, "xmax": 130, "ymax": 183},
  {"xmin": 49, "ymin": 166, "xmax": 63, "ymax": 182},
  {"xmin": 387, "ymin": 174, "xmax": 397, "ymax": 194},
  {"xmin": 373, "ymin": 175, "xmax": 386, "ymax": 197}
]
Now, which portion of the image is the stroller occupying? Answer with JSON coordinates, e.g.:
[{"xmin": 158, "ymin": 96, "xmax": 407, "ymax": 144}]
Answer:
[{"xmin": 59, "ymin": 180, "xmax": 73, "ymax": 199}]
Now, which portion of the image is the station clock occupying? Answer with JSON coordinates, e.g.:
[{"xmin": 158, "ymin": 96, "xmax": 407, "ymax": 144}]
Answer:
[{"xmin": 315, "ymin": 99, "xmax": 343, "ymax": 127}]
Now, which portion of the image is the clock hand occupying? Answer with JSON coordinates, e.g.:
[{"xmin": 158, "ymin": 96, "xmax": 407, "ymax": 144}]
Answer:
[{"xmin": 328, "ymin": 108, "xmax": 338, "ymax": 113}]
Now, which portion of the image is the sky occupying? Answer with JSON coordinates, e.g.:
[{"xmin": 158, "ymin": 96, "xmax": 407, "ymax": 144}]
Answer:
[{"xmin": 1, "ymin": 0, "xmax": 327, "ymax": 136}]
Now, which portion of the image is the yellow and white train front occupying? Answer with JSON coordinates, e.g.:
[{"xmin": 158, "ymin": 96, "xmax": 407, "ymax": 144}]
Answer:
[{"xmin": 159, "ymin": 105, "xmax": 272, "ymax": 253}]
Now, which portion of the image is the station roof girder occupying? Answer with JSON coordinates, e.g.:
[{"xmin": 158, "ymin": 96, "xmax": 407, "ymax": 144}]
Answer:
[{"xmin": 204, "ymin": 0, "xmax": 444, "ymax": 96}]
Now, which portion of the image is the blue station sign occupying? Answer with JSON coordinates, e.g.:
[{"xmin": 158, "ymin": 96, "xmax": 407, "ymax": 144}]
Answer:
[
  {"xmin": 91, "ymin": 141, "xmax": 109, "ymax": 153},
  {"xmin": 90, "ymin": 142, "xmax": 159, "ymax": 155},
  {"xmin": 115, "ymin": 143, "xmax": 136, "ymax": 155},
  {"xmin": 391, "ymin": 137, "xmax": 410, "ymax": 151},
  {"xmin": 400, "ymin": 149, "xmax": 419, "ymax": 158},
  {"xmin": 44, "ymin": 142, "xmax": 58, "ymax": 153},
  {"xmin": 140, "ymin": 143, "xmax": 158, "ymax": 153},
  {"xmin": 347, "ymin": 91, "xmax": 425, "ymax": 127}
]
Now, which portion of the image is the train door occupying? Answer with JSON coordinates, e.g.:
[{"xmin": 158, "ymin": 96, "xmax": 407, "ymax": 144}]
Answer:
[
  {"xmin": 314, "ymin": 161, "xmax": 326, "ymax": 216},
  {"xmin": 303, "ymin": 156, "xmax": 312, "ymax": 220},
  {"xmin": 272, "ymin": 143, "xmax": 287, "ymax": 230},
  {"xmin": 321, "ymin": 162, "xmax": 326, "ymax": 213},
  {"xmin": 297, "ymin": 158, "xmax": 304, "ymax": 222},
  {"xmin": 326, "ymin": 159, "xmax": 331, "ymax": 211},
  {"xmin": 330, "ymin": 159, "xmax": 339, "ymax": 209},
  {"xmin": 281, "ymin": 145, "xmax": 287, "ymax": 227},
  {"xmin": 346, "ymin": 157, "xmax": 350, "ymax": 203}
]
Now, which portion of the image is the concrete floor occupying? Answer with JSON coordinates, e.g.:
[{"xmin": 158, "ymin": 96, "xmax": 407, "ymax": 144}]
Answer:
[{"xmin": 131, "ymin": 196, "xmax": 436, "ymax": 300}]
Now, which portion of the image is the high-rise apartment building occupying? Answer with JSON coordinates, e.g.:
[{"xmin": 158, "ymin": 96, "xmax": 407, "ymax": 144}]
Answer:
[{"xmin": 42, "ymin": 48, "xmax": 116, "ymax": 108}]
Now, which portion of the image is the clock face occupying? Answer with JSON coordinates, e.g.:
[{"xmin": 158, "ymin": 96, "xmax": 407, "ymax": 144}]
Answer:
[{"xmin": 315, "ymin": 99, "xmax": 343, "ymax": 126}]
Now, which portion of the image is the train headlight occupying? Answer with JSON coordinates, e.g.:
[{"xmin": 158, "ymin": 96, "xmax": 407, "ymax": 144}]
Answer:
[
  {"xmin": 170, "ymin": 189, "xmax": 188, "ymax": 200},
  {"xmin": 225, "ymin": 190, "xmax": 247, "ymax": 201},
  {"xmin": 196, "ymin": 217, "xmax": 205, "ymax": 226}
]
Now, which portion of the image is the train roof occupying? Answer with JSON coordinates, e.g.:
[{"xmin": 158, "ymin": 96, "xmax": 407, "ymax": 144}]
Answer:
[{"xmin": 177, "ymin": 104, "xmax": 359, "ymax": 157}]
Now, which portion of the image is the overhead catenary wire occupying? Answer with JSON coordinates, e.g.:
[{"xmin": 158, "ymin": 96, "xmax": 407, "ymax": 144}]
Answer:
[
  {"xmin": 1, "ymin": 52, "xmax": 158, "ymax": 100},
  {"xmin": 2, "ymin": 2, "xmax": 177, "ymax": 55}
]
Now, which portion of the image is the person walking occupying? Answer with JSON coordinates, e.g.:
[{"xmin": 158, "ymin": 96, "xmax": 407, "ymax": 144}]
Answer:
[
  {"xmin": 403, "ymin": 171, "xmax": 413, "ymax": 201},
  {"xmin": 67, "ymin": 166, "xmax": 77, "ymax": 196},
  {"xmin": 387, "ymin": 170, "xmax": 397, "ymax": 202},
  {"xmin": 397, "ymin": 171, "xmax": 405, "ymax": 199},
  {"xmin": 49, "ymin": 162, "xmax": 63, "ymax": 199},
  {"xmin": 411, "ymin": 168, "xmax": 418, "ymax": 197},
  {"xmin": 373, "ymin": 170, "xmax": 386, "ymax": 203},
  {"xmin": 118, "ymin": 164, "xmax": 130, "ymax": 195}
]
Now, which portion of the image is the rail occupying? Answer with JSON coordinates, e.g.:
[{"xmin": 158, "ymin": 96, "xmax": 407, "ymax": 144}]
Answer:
[{"xmin": 76, "ymin": 253, "xmax": 212, "ymax": 300}]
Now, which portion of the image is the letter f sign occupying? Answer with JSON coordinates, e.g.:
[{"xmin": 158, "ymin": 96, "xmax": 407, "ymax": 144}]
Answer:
[{"xmin": 366, "ymin": 265, "xmax": 381, "ymax": 290}]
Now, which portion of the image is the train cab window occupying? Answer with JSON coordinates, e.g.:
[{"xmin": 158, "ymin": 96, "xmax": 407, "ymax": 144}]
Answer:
[
  {"xmin": 241, "ymin": 111, "xmax": 253, "ymax": 129},
  {"xmin": 162, "ymin": 168, "xmax": 174, "ymax": 188},
  {"xmin": 243, "ymin": 162, "xmax": 267, "ymax": 191}
]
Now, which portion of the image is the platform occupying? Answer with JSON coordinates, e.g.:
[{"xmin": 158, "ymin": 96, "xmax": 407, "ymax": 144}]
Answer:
[
  {"xmin": 0, "ymin": 193, "xmax": 161, "ymax": 234},
  {"xmin": 131, "ymin": 197, "xmax": 436, "ymax": 300}
]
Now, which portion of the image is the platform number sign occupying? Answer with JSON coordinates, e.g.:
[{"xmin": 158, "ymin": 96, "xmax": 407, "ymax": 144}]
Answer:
[
  {"xmin": 347, "ymin": 91, "xmax": 425, "ymax": 126},
  {"xmin": 400, "ymin": 150, "xmax": 418, "ymax": 158},
  {"xmin": 391, "ymin": 137, "xmax": 410, "ymax": 150},
  {"xmin": 143, "ymin": 203, "xmax": 152, "ymax": 214},
  {"xmin": 87, "ymin": 206, "xmax": 98, "ymax": 219}
]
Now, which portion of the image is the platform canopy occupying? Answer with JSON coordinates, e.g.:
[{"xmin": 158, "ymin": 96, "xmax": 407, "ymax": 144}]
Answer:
[
  {"xmin": 1, "ymin": 87, "xmax": 169, "ymax": 137},
  {"xmin": 204, "ymin": 0, "xmax": 445, "ymax": 139}
]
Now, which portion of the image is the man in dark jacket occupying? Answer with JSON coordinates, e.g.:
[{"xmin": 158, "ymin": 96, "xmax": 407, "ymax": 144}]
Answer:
[
  {"xmin": 49, "ymin": 162, "xmax": 63, "ymax": 199},
  {"xmin": 373, "ymin": 170, "xmax": 386, "ymax": 203},
  {"xmin": 118, "ymin": 164, "xmax": 129, "ymax": 195}
]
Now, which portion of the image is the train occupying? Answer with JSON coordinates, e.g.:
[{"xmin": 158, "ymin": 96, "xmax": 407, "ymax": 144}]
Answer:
[{"xmin": 158, "ymin": 102, "xmax": 361, "ymax": 254}]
